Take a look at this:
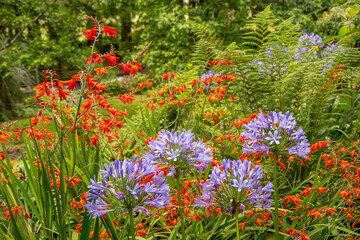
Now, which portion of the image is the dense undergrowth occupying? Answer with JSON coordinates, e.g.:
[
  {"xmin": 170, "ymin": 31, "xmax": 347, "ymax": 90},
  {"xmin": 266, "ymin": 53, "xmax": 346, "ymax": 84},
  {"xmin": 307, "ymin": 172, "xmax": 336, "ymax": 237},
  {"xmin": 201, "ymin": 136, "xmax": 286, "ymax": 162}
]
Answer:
[{"xmin": 0, "ymin": 5, "xmax": 360, "ymax": 240}]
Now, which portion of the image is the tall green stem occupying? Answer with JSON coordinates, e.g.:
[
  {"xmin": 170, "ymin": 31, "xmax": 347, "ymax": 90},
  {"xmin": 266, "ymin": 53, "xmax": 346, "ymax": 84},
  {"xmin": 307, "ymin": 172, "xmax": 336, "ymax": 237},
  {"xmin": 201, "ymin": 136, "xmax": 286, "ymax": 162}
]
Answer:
[
  {"xmin": 235, "ymin": 205, "xmax": 239, "ymax": 240},
  {"xmin": 273, "ymin": 153, "xmax": 280, "ymax": 239},
  {"xmin": 129, "ymin": 207, "xmax": 136, "ymax": 240},
  {"xmin": 176, "ymin": 174, "xmax": 185, "ymax": 240}
]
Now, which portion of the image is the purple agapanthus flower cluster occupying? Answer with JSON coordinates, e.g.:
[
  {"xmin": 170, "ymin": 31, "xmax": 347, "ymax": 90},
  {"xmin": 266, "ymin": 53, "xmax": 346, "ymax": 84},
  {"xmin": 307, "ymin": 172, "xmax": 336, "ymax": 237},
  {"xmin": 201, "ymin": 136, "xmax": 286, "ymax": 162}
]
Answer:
[
  {"xmin": 86, "ymin": 157, "xmax": 171, "ymax": 218},
  {"xmin": 241, "ymin": 111, "xmax": 310, "ymax": 158},
  {"xmin": 253, "ymin": 44, "xmax": 288, "ymax": 78},
  {"xmin": 295, "ymin": 33, "xmax": 339, "ymax": 62},
  {"xmin": 195, "ymin": 159, "xmax": 273, "ymax": 215},
  {"xmin": 143, "ymin": 129, "xmax": 213, "ymax": 175}
]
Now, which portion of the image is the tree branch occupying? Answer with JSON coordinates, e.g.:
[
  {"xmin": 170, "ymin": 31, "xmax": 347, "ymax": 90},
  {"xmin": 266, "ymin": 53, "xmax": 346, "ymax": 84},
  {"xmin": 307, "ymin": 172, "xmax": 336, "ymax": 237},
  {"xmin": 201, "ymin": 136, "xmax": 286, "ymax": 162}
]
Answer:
[{"xmin": 0, "ymin": 0, "xmax": 57, "ymax": 52}]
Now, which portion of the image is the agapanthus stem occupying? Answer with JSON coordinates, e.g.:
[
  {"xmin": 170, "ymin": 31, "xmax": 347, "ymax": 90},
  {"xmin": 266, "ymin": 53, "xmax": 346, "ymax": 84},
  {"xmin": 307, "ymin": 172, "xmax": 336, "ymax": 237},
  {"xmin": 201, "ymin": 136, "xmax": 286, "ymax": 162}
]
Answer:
[
  {"xmin": 235, "ymin": 206, "xmax": 240, "ymax": 240},
  {"xmin": 176, "ymin": 174, "xmax": 185, "ymax": 240},
  {"xmin": 129, "ymin": 207, "xmax": 136, "ymax": 240},
  {"xmin": 273, "ymin": 153, "xmax": 280, "ymax": 239}
]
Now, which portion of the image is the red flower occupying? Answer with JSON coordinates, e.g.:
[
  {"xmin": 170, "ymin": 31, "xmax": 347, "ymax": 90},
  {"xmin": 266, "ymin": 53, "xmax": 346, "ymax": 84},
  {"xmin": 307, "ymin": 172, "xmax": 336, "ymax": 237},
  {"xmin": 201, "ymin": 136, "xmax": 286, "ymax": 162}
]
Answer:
[
  {"xmin": 103, "ymin": 54, "xmax": 119, "ymax": 67},
  {"xmin": 82, "ymin": 28, "xmax": 97, "ymax": 41},
  {"xmin": 102, "ymin": 25, "xmax": 118, "ymax": 37},
  {"xmin": 57, "ymin": 88, "xmax": 70, "ymax": 101},
  {"xmin": 91, "ymin": 135, "xmax": 99, "ymax": 146},
  {"xmin": 94, "ymin": 67, "xmax": 108, "ymax": 75},
  {"xmin": 85, "ymin": 53, "xmax": 104, "ymax": 65},
  {"xmin": 118, "ymin": 92, "xmax": 135, "ymax": 104}
]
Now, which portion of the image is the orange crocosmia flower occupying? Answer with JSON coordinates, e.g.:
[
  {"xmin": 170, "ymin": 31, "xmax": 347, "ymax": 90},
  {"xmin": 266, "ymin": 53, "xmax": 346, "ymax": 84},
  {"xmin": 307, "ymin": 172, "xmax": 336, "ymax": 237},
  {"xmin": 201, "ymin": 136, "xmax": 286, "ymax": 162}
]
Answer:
[
  {"xmin": 310, "ymin": 141, "xmax": 331, "ymax": 152},
  {"xmin": 91, "ymin": 135, "xmax": 99, "ymax": 146},
  {"xmin": 349, "ymin": 149, "xmax": 357, "ymax": 157},
  {"xmin": 94, "ymin": 67, "xmax": 108, "ymax": 76},
  {"xmin": 286, "ymin": 229, "xmax": 309, "ymax": 240},
  {"xmin": 277, "ymin": 160, "xmax": 286, "ymax": 169},
  {"xmin": 144, "ymin": 80, "xmax": 154, "ymax": 88},
  {"xmin": 324, "ymin": 158, "xmax": 334, "ymax": 168},
  {"xmin": 99, "ymin": 230, "xmax": 110, "ymax": 239},
  {"xmin": 137, "ymin": 223, "xmax": 145, "ymax": 230},
  {"xmin": 168, "ymin": 219, "xmax": 178, "ymax": 226},
  {"xmin": 338, "ymin": 190, "xmax": 350, "ymax": 199},
  {"xmin": 157, "ymin": 100, "xmax": 166, "ymax": 106},
  {"xmin": 238, "ymin": 222, "xmax": 248, "ymax": 231},
  {"xmin": 147, "ymin": 102, "xmax": 156, "ymax": 111},
  {"xmin": 211, "ymin": 160, "xmax": 220, "ymax": 167},
  {"xmin": 0, "ymin": 132, "xmax": 11, "ymax": 143},
  {"xmin": 191, "ymin": 214, "xmax": 202, "ymax": 221},
  {"xmin": 34, "ymin": 79, "xmax": 51, "ymax": 100},
  {"xmin": 122, "ymin": 61, "xmax": 142, "ymax": 76},
  {"xmin": 65, "ymin": 73, "xmax": 80, "ymax": 90},
  {"xmin": 177, "ymin": 101, "xmax": 185, "ymax": 107},
  {"xmin": 0, "ymin": 152, "xmax": 5, "ymax": 161},
  {"xmin": 189, "ymin": 79, "xmax": 198, "ymax": 86},
  {"xmin": 103, "ymin": 54, "xmax": 119, "ymax": 67},
  {"xmin": 209, "ymin": 59, "xmax": 232, "ymax": 66},
  {"xmin": 24, "ymin": 212, "xmax": 30, "ymax": 219},
  {"xmin": 233, "ymin": 118, "xmax": 250, "ymax": 128},
  {"xmin": 102, "ymin": 25, "xmax": 118, "ymax": 37},
  {"xmin": 255, "ymin": 218, "xmax": 264, "ymax": 226},
  {"xmin": 137, "ymin": 228, "xmax": 148, "ymax": 237},
  {"xmin": 300, "ymin": 187, "xmax": 314, "ymax": 197},
  {"xmin": 233, "ymin": 147, "xmax": 237, "ymax": 154},
  {"xmin": 283, "ymin": 195, "xmax": 302, "ymax": 208},
  {"xmin": 57, "ymin": 88, "xmax": 70, "ymax": 101},
  {"xmin": 71, "ymin": 198, "xmax": 82, "ymax": 209},
  {"xmin": 82, "ymin": 27, "xmax": 97, "ymax": 41},
  {"xmin": 85, "ymin": 53, "xmax": 103, "ymax": 65},
  {"xmin": 86, "ymin": 75, "xmax": 99, "ymax": 90},
  {"xmin": 317, "ymin": 187, "xmax": 327, "ymax": 194},
  {"xmin": 309, "ymin": 209, "xmax": 323, "ymax": 218},
  {"xmin": 11, "ymin": 206, "xmax": 24, "ymax": 216},
  {"xmin": 162, "ymin": 72, "xmax": 176, "ymax": 81},
  {"xmin": 118, "ymin": 92, "xmax": 135, "ymax": 104}
]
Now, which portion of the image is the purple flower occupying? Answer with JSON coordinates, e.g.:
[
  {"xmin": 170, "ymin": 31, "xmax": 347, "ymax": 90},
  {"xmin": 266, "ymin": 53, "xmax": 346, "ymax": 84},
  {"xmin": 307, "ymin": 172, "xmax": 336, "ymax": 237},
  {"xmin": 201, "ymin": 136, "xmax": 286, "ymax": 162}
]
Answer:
[
  {"xmin": 144, "ymin": 129, "xmax": 212, "ymax": 175},
  {"xmin": 241, "ymin": 111, "xmax": 310, "ymax": 158},
  {"xmin": 85, "ymin": 157, "xmax": 171, "ymax": 218},
  {"xmin": 195, "ymin": 159, "xmax": 273, "ymax": 215},
  {"xmin": 253, "ymin": 44, "xmax": 288, "ymax": 78}
]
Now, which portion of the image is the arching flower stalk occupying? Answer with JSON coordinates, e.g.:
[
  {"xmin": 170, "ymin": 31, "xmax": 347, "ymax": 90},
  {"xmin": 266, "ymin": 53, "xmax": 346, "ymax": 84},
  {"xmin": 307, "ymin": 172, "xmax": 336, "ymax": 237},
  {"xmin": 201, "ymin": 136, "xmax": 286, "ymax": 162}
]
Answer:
[
  {"xmin": 144, "ymin": 129, "xmax": 213, "ymax": 240},
  {"xmin": 195, "ymin": 159, "xmax": 273, "ymax": 240},
  {"xmin": 86, "ymin": 157, "xmax": 171, "ymax": 239}
]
